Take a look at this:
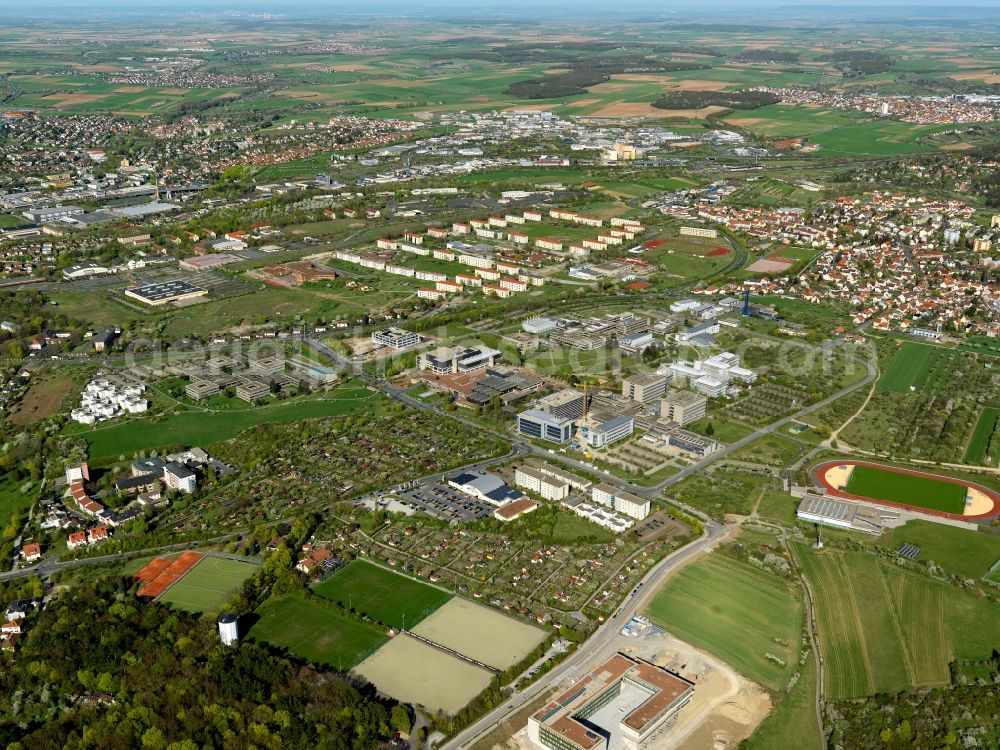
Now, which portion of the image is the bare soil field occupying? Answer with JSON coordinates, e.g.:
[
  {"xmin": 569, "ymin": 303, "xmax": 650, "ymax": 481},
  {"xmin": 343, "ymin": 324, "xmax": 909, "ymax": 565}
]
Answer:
[
  {"xmin": 9, "ymin": 375, "xmax": 75, "ymax": 425},
  {"xmin": 747, "ymin": 258, "xmax": 795, "ymax": 273},
  {"xmin": 353, "ymin": 634, "xmax": 494, "ymax": 715},
  {"xmin": 410, "ymin": 597, "xmax": 547, "ymax": 671},
  {"xmin": 950, "ymin": 72, "xmax": 1000, "ymax": 84}
]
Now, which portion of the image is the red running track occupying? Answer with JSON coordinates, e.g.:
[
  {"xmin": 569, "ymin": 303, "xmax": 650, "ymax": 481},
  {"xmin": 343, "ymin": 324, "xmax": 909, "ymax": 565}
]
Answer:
[{"xmin": 812, "ymin": 460, "xmax": 1000, "ymax": 522}]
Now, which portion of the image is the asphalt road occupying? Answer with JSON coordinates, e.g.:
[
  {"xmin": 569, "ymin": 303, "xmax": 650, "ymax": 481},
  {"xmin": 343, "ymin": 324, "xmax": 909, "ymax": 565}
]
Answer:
[{"xmin": 440, "ymin": 518, "xmax": 730, "ymax": 750}]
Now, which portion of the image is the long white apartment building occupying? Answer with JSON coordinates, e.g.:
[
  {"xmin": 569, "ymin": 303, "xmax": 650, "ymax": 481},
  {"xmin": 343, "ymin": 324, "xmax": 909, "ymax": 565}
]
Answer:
[
  {"xmin": 515, "ymin": 466, "xmax": 570, "ymax": 501},
  {"xmin": 592, "ymin": 483, "xmax": 651, "ymax": 521}
]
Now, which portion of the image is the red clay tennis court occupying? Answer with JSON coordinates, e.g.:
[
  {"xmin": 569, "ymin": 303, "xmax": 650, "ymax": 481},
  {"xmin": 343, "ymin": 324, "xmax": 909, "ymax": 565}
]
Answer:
[
  {"xmin": 136, "ymin": 551, "xmax": 205, "ymax": 599},
  {"xmin": 134, "ymin": 557, "xmax": 171, "ymax": 583}
]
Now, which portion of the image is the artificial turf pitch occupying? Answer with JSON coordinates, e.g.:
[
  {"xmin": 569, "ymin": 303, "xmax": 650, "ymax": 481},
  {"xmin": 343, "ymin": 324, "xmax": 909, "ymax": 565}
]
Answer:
[
  {"xmin": 157, "ymin": 556, "xmax": 260, "ymax": 613},
  {"xmin": 312, "ymin": 559, "xmax": 452, "ymax": 630},
  {"xmin": 844, "ymin": 465, "xmax": 967, "ymax": 514}
]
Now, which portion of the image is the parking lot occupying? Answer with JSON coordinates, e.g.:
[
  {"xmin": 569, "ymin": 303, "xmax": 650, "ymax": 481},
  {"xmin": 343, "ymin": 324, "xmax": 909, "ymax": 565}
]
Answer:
[{"xmin": 402, "ymin": 483, "xmax": 494, "ymax": 523}]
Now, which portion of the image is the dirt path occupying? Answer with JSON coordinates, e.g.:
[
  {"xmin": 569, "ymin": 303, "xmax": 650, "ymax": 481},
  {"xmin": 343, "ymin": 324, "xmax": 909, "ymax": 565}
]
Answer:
[{"xmin": 824, "ymin": 374, "xmax": 877, "ymax": 447}]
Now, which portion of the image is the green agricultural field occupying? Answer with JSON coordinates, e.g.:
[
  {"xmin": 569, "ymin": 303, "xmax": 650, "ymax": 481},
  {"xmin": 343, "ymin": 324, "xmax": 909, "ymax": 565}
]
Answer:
[
  {"xmin": 793, "ymin": 544, "xmax": 1000, "ymax": 700},
  {"xmin": 313, "ymin": 560, "xmax": 452, "ymax": 629},
  {"xmin": 72, "ymin": 382, "xmax": 386, "ymax": 461},
  {"xmin": 251, "ymin": 592, "xmax": 388, "ymax": 670},
  {"xmin": 808, "ymin": 121, "xmax": 954, "ymax": 156},
  {"xmin": 877, "ymin": 342, "xmax": 942, "ymax": 393},
  {"xmin": 646, "ymin": 542, "xmax": 802, "ymax": 691},
  {"xmin": 965, "ymin": 408, "xmax": 1000, "ymax": 466},
  {"xmin": 878, "ymin": 521, "xmax": 1000, "ymax": 580},
  {"xmin": 157, "ymin": 555, "xmax": 261, "ymax": 613},
  {"xmin": 844, "ymin": 464, "xmax": 967, "ymax": 515},
  {"xmin": 743, "ymin": 650, "xmax": 822, "ymax": 750}
]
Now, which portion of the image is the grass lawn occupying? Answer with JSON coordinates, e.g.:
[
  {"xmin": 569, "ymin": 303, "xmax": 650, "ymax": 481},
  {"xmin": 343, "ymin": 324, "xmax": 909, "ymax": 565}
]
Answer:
[
  {"xmin": 157, "ymin": 555, "xmax": 261, "ymax": 613},
  {"xmin": 878, "ymin": 520, "xmax": 1000, "ymax": 580},
  {"xmin": 743, "ymin": 649, "xmax": 821, "ymax": 750},
  {"xmin": 965, "ymin": 407, "xmax": 1000, "ymax": 465},
  {"xmin": 877, "ymin": 342, "xmax": 941, "ymax": 394},
  {"xmin": 844, "ymin": 464, "xmax": 967, "ymax": 515},
  {"xmin": 0, "ymin": 213, "xmax": 27, "ymax": 227},
  {"xmin": 313, "ymin": 560, "xmax": 452, "ymax": 629},
  {"xmin": 793, "ymin": 544, "xmax": 1000, "ymax": 700},
  {"xmin": 251, "ymin": 592, "xmax": 388, "ymax": 670},
  {"xmin": 0, "ymin": 474, "xmax": 35, "ymax": 531},
  {"xmin": 72, "ymin": 382, "xmax": 386, "ymax": 461},
  {"xmin": 645, "ymin": 545, "xmax": 802, "ymax": 691}
]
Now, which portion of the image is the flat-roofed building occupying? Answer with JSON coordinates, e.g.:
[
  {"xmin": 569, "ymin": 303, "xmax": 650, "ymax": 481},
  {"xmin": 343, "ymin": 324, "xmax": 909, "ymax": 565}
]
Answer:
[
  {"xmin": 186, "ymin": 380, "xmax": 220, "ymax": 400},
  {"xmin": 579, "ymin": 415, "xmax": 634, "ymax": 449},
  {"xmin": 592, "ymin": 483, "xmax": 650, "ymax": 521},
  {"xmin": 236, "ymin": 378, "xmax": 271, "ymax": 403},
  {"xmin": 796, "ymin": 494, "xmax": 898, "ymax": 535},
  {"xmin": 517, "ymin": 409, "xmax": 576, "ymax": 443},
  {"xmin": 528, "ymin": 652, "xmax": 693, "ymax": 750},
  {"xmin": 418, "ymin": 345, "xmax": 502, "ymax": 375},
  {"xmin": 124, "ymin": 280, "xmax": 208, "ymax": 306},
  {"xmin": 660, "ymin": 389, "xmax": 707, "ymax": 426},
  {"xmin": 535, "ymin": 389, "xmax": 586, "ymax": 419},
  {"xmin": 622, "ymin": 372, "xmax": 667, "ymax": 403},
  {"xmin": 371, "ymin": 327, "xmax": 419, "ymax": 350},
  {"xmin": 515, "ymin": 465, "xmax": 570, "ymax": 501}
]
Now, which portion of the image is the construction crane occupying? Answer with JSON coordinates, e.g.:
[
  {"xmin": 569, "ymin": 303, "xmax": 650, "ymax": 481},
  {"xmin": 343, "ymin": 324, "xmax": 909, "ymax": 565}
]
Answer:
[{"xmin": 575, "ymin": 381, "xmax": 597, "ymax": 457}]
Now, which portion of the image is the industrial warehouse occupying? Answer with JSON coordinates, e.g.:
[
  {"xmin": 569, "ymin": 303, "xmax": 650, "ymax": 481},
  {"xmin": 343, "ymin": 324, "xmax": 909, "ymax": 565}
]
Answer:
[{"xmin": 123, "ymin": 279, "xmax": 208, "ymax": 306}]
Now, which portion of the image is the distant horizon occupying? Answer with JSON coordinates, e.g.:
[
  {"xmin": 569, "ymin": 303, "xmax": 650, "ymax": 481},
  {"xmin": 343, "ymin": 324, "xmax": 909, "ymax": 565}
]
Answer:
[{"xmin": 7, "ymin": 0, "xmax": 1000, "ymax": 13}]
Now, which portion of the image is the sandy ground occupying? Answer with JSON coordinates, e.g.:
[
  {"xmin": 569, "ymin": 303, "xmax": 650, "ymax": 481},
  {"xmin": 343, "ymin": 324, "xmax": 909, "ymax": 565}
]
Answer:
[
  {"xmin": 950, "ymin": 72, "xmax": 1000, "ymax": 84},
  {"xmin": 278, "ymin": 90, "xmax": 334, "ymax": 101},
  {"xmin": 588, "ymin": 82, "xmax": 635, "ymax": 93},
  {"xmin": 964, "ymin": 487, "xmax": 996, "ymax": 516},
  {"xmin": 747, "ymin": 258, "xmax": 794, "ymax": 273},
  {"xmin": 824, "ymin": 464, "xmax": 854, "ymax": 491},
  {"xmin": 505, "ymin": 631, "xmax": 770, "ymax": 750},
  {"xmin": 43, "ymin": 93, "xmax": 108, "ymax": 106}
]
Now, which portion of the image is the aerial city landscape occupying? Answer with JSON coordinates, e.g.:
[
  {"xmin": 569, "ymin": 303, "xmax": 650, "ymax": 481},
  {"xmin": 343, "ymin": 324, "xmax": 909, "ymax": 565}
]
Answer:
[{"xmin": 0, "ymin": 0, "xmax": 999, "ymax": 748}]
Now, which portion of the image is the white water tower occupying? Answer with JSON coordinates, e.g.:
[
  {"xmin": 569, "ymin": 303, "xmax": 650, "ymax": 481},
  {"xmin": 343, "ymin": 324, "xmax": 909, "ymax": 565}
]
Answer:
[{"xmin": 218, "ymin": 613, "xmax": 239, "ymax": 646}]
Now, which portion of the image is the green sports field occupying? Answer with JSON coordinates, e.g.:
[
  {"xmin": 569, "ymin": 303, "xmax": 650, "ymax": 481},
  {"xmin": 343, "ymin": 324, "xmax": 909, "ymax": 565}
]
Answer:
[
  {"xmin": 313, "ymin": 560, "xmax": 452, "ymax": 630},
  {"xmin": 645, "ymin": 541, "xmax": 802, "ymax": 691},
  {"xmin": 252, "ymin": 592, "xmax": 388, "ymax": 670},
  {"xmin": 157, "ymin": 556, "xmax": 261, "ymax": 613},
  {"xmin": 844, "ymin": 464, "xmax": 967, "ymax": 514},
  {"xmin": 877, "ymin": 342, "xmax": 944, "ymax": 394}
]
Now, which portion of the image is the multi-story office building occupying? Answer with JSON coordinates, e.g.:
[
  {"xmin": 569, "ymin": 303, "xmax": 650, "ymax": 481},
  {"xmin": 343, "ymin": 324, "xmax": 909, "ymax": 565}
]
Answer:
[
  {"xmin": 528, "ymin": 652, "xmax": 693, "ymax": 750},
  {"xmin": 660, "ymin": 389, "xmax": 707, "ymax": 426},
  {"xmin": 622, "ymin": 373, "xmax": 667, "ymax": 403},
  {"xmin": 517, "ymin": 409, "xmax": 576, "ymax": 443},
  {"xmin": 371, "ymin": 327, "xmax": 420, "ymax": 350}
]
